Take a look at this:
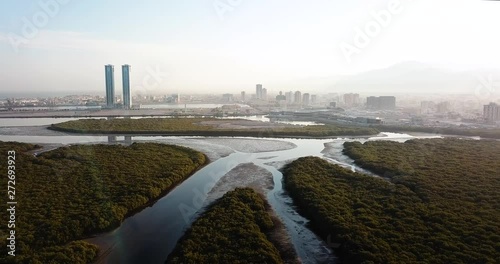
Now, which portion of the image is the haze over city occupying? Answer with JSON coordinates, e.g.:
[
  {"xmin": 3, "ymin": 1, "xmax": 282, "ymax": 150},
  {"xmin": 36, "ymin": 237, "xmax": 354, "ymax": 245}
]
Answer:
[
  {"xmin": 2, "ymin": 1, "xmax": 500, "ymax": 264},
  {"xmin": 1, "ymin": 0, "xmax": 500, "ymax": 96}
]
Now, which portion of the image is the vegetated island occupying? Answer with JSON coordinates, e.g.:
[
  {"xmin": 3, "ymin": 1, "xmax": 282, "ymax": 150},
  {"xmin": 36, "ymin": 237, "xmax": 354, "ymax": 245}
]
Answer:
[
  {"xmin": 48, "ymin": 118, "xmax": 380, "ymax": 138},
  {"xmin": 166, "ymin": 187, "xmax": 299, "ymax": 264},
  {"xmin": 0, "ymin": 141, "xmax": 206, "ymax": 264},
  {"xmin": 283, "ymin": 138, "xmax": 500, "ymax": 264}
]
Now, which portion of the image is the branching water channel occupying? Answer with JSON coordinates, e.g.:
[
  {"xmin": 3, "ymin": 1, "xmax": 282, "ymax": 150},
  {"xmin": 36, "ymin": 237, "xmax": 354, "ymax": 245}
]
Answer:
[{"xmin": 0, "ymin": 133, "xmax": 441, "ymax": 263}]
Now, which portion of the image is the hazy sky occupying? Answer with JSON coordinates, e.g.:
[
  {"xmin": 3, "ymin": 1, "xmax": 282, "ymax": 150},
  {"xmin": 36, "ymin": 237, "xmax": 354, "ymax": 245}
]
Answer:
[{"xmin": 0, "ymin": 0, "xmax": 499, "ymax": 96}]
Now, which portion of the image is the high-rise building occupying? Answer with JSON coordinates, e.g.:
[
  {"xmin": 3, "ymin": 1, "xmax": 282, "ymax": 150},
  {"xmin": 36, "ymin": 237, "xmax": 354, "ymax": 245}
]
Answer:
[
  {"xmin": 171, "ymin": 94, "xmax": 180, "ymax": 103},
  {"xmin": 262, "ymin": 88, "xmax": 267, "ymax": 100},
  {"xmin": 276, "ymin": 91, "xmax": 286, "ymax": 101},
  {"xmin": 420, "ymin": 101, "xmax": 435, "ymax": 114},
  {"xmin": 343, "ymin": 93, "xmax": 360, "ymax": 107},
  {"xmin": 122, "ymin": 64, "xmax": 131, "ymax": 109},
  {"xmin": 302, "ymin": 93, "xmax": 310, "ymax": 106},
  {"xmin": 241, "ymin": 91, "xmax": 246, "ymax": 102},
  {"xmin": 367, "ymin": 96, "xmax": 396, "ymax": 110},
  {"xmin": 294, "ymin": 91, "xmax": 302, "ymax": 104},
  {"xmin": 285, "ymin": 91, "xmax": 293, "ymax": 104},
  {"xmin": 105, "ymin": 64, "xmax": 115, "ymax": 108},
  {"xmin": 256, "ymin": 84, "xmax": 263, "ymax": 99},
  {"xmin": 311, "ymin": 95, "xmax": 317, "ymax": 105},
  {"xmin": 484, "ymin": 103, "xmax": 500, "ymax": 121},
  {"xmin": 436, "ymin": 102, "xmax": 450, "ymax": 114},
  {"xmin": 222, "ymin": 93, "xmax": 234, "ymax": 102}
]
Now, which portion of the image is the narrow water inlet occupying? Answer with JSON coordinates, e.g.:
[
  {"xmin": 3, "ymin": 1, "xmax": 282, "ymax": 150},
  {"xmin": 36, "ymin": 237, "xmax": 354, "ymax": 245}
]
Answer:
[{"xmin": 1, "ymin": 134, "xmax": 439, "ymax": 263}]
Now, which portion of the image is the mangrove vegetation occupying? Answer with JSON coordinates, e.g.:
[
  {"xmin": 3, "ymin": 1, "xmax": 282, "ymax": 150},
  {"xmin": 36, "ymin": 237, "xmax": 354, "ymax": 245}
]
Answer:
[
  {"xmin": 0, "ymin": 141, "xmax": 206, "ymax": 264},
  {"xmin": 166, "ymin": 188, "xmax": 289, "ymax": 264},
  {"xmin": 284, "ymin": 138, "xmax": 500, "ymax": 263},
  {"xmin": 49, "ymin": 118, "xmax": 380, "ymax": 137}
]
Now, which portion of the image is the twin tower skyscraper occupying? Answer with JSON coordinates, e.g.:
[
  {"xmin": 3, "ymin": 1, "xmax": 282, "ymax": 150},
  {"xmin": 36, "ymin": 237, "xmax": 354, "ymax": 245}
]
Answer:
[{"xmin": 105, "ymin": 64, "xmax": 131, "ymax": 109}]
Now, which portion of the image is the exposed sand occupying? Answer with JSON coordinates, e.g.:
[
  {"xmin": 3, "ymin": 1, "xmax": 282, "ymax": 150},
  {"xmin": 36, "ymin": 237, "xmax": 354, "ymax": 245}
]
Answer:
[
  {"xmin": 151, "ymin": 138, "xmax": 235, "ymax": 161},
  {"xmin": 204, "ymin": 163, "xmax": 274, "ymax": 205},
  {"xmin": 193, "ymin": 138, "xmax": 297, "ymax": 153}
]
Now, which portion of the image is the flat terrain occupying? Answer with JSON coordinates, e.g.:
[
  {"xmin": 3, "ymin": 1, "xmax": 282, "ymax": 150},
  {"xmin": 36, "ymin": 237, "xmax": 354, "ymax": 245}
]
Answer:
[{"xmin": 49, "ymin": 117, "xmax": 380, "ymax": 137}]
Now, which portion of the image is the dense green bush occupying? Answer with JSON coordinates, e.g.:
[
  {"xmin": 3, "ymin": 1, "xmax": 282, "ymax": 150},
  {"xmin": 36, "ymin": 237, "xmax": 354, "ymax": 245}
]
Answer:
[
  {"xmin": 167, "ymin": 188, "xmax": 284, "ymax": 264},
  {"xmin": 0, "ymin": 141, "xmax": 206, "ymax": 264},
  {"xmin": 49, "ymin": 118, "xmax": 379, "ymax": 137},
  {"xmin": 284, "ymin": 139, "xmax": 500, "ymax": 263}
]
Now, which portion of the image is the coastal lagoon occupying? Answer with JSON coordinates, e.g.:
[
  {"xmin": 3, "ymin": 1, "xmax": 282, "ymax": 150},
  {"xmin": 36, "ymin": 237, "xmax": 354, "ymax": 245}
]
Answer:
[{"xmin": 0, "ymin": 119, "xmax": 440, "ymax": 263}]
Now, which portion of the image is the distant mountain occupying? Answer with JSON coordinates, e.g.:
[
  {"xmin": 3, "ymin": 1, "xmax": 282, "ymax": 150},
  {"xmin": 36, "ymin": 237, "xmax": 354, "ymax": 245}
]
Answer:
[
  {"xmin": 278, "ymin": 61, "xmax": 500, "ymax": 95},
  {"xmin": 334, "ymin": 61, "xmax": 500, "ymax": 95}
]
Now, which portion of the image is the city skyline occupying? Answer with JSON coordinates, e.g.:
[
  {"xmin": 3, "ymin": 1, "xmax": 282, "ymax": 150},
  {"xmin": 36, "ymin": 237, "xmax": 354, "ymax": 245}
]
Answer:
[{"xmin": 1, "ymin": 0, "xmax": 500, "ymax": 95}]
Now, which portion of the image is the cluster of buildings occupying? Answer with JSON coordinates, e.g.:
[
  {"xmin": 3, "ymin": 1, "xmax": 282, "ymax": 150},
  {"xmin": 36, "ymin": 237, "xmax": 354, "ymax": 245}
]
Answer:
[
  {"xmin": 343, "ymin": 93, "xmax": 360, "ymax": 107},
  {"xmin": 238, "ymin": 84, "xmax": 317, "ymax": 106},
  {"xmin": 333, "ymin": 93, "xmax": 397, "ymax": 110},
  {"xmin": 281, "ymin": 91, "xmax": 313, "ymax": 105},
  {"xmin": 104, "ymin": 64, "xmax": 132, "ymax": 109},
  {"xmin": 335, "ymin": 93, "xmax": 396, "ymax": 111},
  {"xmin": 255, "ymin": 84, "xmax": 268, "ymax": 100},
  {"xmin": 420, "ymin": 101, "xmax": 451, "ymax": 115},
  {"xmin": 236, "ymin": 86, "xmax": 399, "ymax": 110},
  {"xmin": 275, "ymin": 90, "xmax": 315, "ymax": 106},
  {"xmin": 0, "ymin": 95, "xmax": 104, "ymax": 110},
  {"xmin": 484, "ymin": 102, "xmax": 500, "ymax": 121},
  {"xmin": 366, "ymin": 96, "xmax": 396, "ymax": 110}
]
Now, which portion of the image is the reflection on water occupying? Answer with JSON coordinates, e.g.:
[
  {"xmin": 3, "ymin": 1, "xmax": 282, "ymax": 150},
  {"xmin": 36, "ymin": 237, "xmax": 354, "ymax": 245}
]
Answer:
[
  {"xmin": 0, "ymin": 117, "xmax": 94, "ymax": 127},
  {"xmin": 87, "ymin": 151, "xmax": 254, "ymax": 264},
  {"xmin": 107, "ymin": 136, "xmax": 133, "ymax": 144}
]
